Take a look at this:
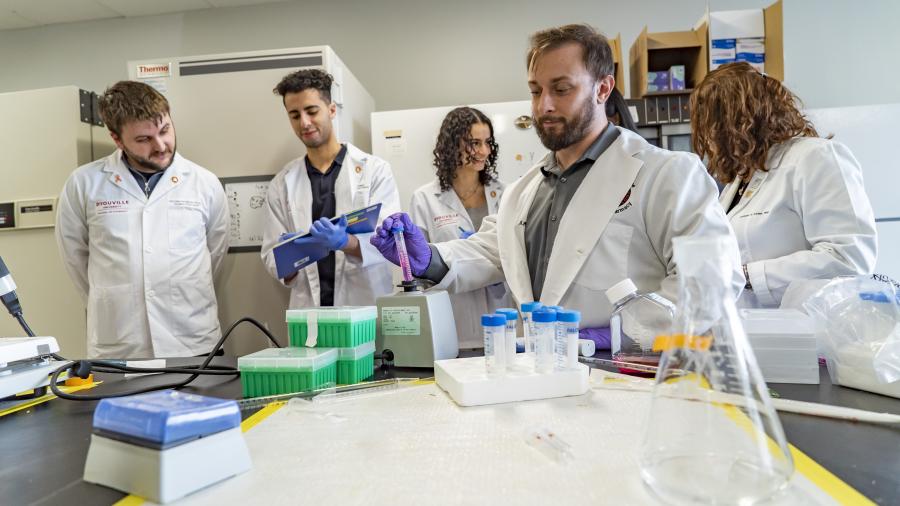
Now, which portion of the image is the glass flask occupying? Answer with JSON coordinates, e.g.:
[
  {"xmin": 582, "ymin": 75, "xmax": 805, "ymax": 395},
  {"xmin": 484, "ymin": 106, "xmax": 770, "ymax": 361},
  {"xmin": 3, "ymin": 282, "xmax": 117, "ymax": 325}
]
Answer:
[{"xmin": 640, "ymin": 235, "xmax": 793, "ymax": 505}]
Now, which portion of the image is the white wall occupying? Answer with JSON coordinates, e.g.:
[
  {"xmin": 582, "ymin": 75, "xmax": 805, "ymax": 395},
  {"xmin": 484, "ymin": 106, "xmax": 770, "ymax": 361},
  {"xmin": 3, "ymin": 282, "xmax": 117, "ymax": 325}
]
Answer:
[{"xmin": 2, "ymin": 0, "xmax": 896, "ymax": 111}]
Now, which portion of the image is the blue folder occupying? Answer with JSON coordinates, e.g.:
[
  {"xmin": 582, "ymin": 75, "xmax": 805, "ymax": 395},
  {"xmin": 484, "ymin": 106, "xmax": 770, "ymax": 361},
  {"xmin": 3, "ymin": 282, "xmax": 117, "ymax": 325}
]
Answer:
[{"xmin": 273, "ymin": 203, "xmax": 382, "ymax": 279}]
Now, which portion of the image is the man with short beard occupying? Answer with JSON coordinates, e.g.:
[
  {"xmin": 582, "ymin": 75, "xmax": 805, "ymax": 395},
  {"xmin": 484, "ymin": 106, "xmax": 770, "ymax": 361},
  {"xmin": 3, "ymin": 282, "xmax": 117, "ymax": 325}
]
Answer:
[
  {"xmin": 371, "ymin": 24, "xmax": 741, "ymax": 342},
  {"xmin": 56, "ymin": 81, "xmax": 229, "ymax": 358}
]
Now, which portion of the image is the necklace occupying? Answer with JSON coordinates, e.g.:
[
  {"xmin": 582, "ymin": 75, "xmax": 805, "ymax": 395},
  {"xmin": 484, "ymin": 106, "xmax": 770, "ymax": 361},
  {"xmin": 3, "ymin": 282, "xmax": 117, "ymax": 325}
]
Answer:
[{"xmin": 455, "ymin": 183, "xmax": 482, "ymax": 201}]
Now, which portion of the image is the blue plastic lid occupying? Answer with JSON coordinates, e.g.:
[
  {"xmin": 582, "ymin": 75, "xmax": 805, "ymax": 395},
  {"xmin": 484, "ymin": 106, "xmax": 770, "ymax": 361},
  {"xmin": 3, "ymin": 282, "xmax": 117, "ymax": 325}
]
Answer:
[
  {"xmin": 520, "ymin": 301, "xmax": 543, "ymax": 312},
  {"xmin": 557, "ymin": 309, "xmax": 581, "ymax": 323},
  {"xmin": 533, "ymin": 309, "xmax": 557, "ymax": 323},
  {"xmin": 481, "ymin": 314, "xmax": 506, "ymax": 327},
  {"xmin": 545, "ymin": 305, "xmax": 564, "ymax": 312},
  {"xmin": 495, "ymin": 308, "xmax": 519, "ymax": 321},
  {"xmin": 93, "ymin": 390, "xmax": 241, "ymax": 445},
  {"xmin": 390, "ymin": 222, "xmax": 405, "ymax": 233},
  {"xmin": 859, "ymin": 291, "xmax": 900, "ymax": 304}
]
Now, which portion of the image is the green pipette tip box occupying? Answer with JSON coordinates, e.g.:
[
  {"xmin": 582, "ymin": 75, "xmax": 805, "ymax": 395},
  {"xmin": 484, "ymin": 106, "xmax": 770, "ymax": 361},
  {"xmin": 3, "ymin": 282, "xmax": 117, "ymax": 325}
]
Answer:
[
  {"xmin": 336, "ymin": 341, "xmax": 376, "ymax": 385},
  {"xmin": 238, "ymin": 347, "xmax": 338, "ymax": 398},
  {"xmin": 286, "ymin": 306, "xmax": 376, "ymax": 348}
]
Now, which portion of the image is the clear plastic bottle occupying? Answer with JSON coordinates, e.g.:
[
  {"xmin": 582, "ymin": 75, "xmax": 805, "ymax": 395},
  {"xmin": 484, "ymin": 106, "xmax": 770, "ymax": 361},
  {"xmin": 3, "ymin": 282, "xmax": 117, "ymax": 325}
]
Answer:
[
  {"xmin": 481, "ymin": 314, "xmax": 506, "ymax": 375},
  {"xmin": 495, "ymin": 308, "xmax": 519, "ymax": 369},
  {"xmin": 532, "ymin": 309, "xmax": 556, "ymax": 373},
  {"xmin": 640, "ymin": 235, "xmax": 793, "ymax": 505},
  {"xmin": 520, "ymin": 301, "xmax": 543, "ymax": 354},
  {"xmin": 555, "ymin": 309, "xmax": 580, "ymax": 370},
  {"xmin": 605, "ymin": 278, "xmax": 674, "ymax": 370}
]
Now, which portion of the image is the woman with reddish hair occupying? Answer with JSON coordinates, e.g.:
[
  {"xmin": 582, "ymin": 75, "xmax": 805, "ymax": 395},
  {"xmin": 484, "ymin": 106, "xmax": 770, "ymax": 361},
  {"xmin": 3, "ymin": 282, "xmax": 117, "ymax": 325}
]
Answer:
[{"xmin": 691, "ymin": 62, "xmax": 877, "ymax": 307}]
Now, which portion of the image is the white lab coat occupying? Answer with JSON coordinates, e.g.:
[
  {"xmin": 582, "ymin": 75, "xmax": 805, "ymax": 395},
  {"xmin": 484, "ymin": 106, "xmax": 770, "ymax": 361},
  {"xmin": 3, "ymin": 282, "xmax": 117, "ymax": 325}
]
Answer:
[
  {"xmin": 261, "ymin": 143, "xmax": 401, "ymax": 308},
  {"xmin": 430, "ymin": 127, "xmax": 742, "ymax": 328},
  {"xmin": 56, "ymin": 150, "xmax": 229, "ymax": 359},
  {"xmin": 720, "ymin": 137, "xmax": 877, "ymax": 308},
  {"xmin": 410, "ymin": 179, "xmax": 511, "ymax": 347}
]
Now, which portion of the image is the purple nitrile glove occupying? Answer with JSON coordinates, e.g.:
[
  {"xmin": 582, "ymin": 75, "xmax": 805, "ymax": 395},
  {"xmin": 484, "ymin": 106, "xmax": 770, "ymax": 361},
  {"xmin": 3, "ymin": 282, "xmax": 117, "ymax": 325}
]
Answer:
[
  {"xmin": 370, "ymin": 212, "xmax": 432, "ymax": 276},
  {"xmin": 579, "ymin": 327, "xmax": 612, "ymax": 350},
  {"xmin": 306, "ymin": 216, "xmax": 349, "ymax": 251}
]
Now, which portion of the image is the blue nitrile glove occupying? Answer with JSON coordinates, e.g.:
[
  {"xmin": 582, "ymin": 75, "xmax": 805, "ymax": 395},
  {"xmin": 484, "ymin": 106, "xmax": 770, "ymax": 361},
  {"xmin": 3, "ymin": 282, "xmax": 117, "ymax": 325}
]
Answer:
[
  {"xmin": 579, "ymin": 327, "xmax": 612, "ymax": 350},
  {"xmin": 458, "ymin": 227, "xmax": 475, "ymax": 239},
  {"xmin": 307, "ymin": 216, "xmax": 349, "ymax": 251},
  {"xmin": 370, "ymin": 212, "xmax": 432, "ymax": 276},
  {"xmin": 279, "ymin": 232, "xmax": 301, "ymax": 242}
]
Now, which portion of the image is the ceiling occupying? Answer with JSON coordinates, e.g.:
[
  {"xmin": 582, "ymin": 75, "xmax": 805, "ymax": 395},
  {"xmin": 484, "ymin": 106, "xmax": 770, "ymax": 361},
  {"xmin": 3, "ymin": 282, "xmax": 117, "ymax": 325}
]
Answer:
[{"xmin": 0, "ymin": 0, "xmax": 284, "ymax": 31}]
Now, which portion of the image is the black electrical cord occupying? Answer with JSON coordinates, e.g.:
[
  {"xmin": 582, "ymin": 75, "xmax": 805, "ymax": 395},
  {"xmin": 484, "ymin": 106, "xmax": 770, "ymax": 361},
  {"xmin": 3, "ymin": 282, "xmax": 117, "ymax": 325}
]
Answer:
[{"xmin": 48, "ymin": 316, "xmax": 283, "ymax": 401}]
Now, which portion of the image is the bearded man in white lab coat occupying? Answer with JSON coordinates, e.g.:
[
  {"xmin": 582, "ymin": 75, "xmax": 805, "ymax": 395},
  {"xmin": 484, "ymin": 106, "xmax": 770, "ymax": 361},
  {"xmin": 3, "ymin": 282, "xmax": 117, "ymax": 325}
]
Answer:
[
  {"xmin": 261, "ymin": 69, "xmax": 401, "ymax": 309},
  {"xmin": 371, "ymin": 24, "xmax": 741, "ymax": 344},
  {"xmin": 56, "ymin": 81, "xmax": 229, "ymax": 358}
]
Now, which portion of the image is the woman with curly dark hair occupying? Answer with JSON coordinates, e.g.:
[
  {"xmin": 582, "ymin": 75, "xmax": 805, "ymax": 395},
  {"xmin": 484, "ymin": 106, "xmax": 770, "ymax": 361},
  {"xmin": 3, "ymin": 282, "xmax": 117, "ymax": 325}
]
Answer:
[
  {"xmin": 691, "ymin": 62, "xmax": 876, "ymax": 307},
  {"xmin": 409, "ymin": 106, "xmax": 509, "ymax": 347}
]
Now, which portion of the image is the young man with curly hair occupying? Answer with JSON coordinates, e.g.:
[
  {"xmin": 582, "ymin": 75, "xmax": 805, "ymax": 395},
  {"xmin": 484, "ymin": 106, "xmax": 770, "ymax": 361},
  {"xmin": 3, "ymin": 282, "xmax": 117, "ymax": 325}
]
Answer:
[
  {"xmin": 262, "ymin": 69, "xmax": 401, "ymax": 308},
  {"xmin": 371, "ymin": 24, "xmax": 742, "ymax": 347}
]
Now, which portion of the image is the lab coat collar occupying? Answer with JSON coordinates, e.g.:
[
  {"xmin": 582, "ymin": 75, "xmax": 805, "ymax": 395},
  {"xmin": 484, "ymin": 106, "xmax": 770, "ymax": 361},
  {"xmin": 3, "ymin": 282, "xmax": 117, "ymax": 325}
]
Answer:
[
  {"xmin": 101, "ymin": 150, "xmax": 190, "ymax": 204},
  {"xmin": 721, "ymin": 168, "xmax": 769, "ymax": 217},
  {"xmin": 146, "ymin": 153, "xmax": 191, "ymax": 205},
  {"xmin": 497, "ymin": 168, "xmax": 544, "ymax": 304},
  {"xmin": 433, "ymin": 178, "xmax": 503, "ymax": 231},
  {"xmin": 102, "ymin": 150, "xmax": 147, "ymax": 201},
  {"xmin": 541, "ymin": 127, "xmax": 644, "ymax": 305}
]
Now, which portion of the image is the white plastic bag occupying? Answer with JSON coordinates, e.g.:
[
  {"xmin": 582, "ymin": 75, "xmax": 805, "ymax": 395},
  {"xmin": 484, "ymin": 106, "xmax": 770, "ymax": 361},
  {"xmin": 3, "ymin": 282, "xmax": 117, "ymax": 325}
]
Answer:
[{"xmin": 804, "ymin": 276, "xmax": 900, "ymax": 397}]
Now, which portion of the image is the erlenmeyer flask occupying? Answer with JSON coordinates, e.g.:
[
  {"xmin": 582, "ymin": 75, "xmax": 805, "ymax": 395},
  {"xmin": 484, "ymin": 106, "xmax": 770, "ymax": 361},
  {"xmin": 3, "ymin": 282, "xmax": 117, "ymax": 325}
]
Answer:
[{"xmin": 640, "ymin": 235, "xmax": 793, "ymax": 505}]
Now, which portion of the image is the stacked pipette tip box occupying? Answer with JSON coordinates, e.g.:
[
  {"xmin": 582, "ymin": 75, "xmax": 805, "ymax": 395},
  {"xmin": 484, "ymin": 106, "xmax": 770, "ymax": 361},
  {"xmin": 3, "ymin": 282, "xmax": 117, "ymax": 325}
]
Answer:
[
  {"xmin": 740, "ymin": 309, "xmax": 819, "ymax": 384},
  {"xmin": 238, "ymin": 307, "xmax": 377, "ymax": 398}
]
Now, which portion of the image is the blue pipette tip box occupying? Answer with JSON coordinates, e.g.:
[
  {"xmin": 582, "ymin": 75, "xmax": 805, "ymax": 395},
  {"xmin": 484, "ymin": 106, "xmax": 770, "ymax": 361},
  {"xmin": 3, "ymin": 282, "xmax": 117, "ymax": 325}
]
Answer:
[{"xmin": 92, "ymin": 390, "xmax": 241, "ymax": 448}]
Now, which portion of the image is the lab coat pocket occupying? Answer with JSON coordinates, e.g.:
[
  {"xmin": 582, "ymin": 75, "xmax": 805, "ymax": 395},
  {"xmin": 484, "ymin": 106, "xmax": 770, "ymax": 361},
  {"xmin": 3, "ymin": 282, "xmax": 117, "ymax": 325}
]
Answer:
[
  {"xmin": 169, "ymin": 277, "xmax": 218, "ymax": 338},
  {"xmin": 89, "ymin": 284, "xmax": 138, "ymax": 346},
  {"xmin": 574, "ymin": 222, "xmax": 633, "ymax": 291},
  {"xmin": 168, "ymin": 203, "xmax": 206, "ymax": 251}
]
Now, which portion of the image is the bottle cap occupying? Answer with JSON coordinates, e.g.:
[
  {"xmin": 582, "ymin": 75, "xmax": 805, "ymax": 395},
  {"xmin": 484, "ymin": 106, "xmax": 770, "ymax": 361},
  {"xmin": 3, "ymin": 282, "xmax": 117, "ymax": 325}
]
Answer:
[
  {"xmin": 481, "ymin": 314, "xmax": 506, "ymax": 327},
  {"xmin": 390, "ymin": 222, "xmax": 405, "ymax": 233},
  {"xmin": 520, "ymin": 301, "xmax": 543, "ymax": 312},
  {"xmin": 557, "ymin": 309, "xmax": 581, "ymax": 323},
  {"xmin": 605, "ymin": 278, "xmax": 638, "ymax": 304},
  {"xmin": 532, "ymin": 310, "xmax": 557, "ymax": 323},
  {"xmin": 495, "ymin": 308, "xmax": 518, "ymax": 321}
]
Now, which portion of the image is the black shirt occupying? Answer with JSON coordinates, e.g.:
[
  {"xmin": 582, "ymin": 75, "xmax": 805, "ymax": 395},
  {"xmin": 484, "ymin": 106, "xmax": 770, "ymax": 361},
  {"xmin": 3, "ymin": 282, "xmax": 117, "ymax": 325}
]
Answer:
[{"xmin": 305, "ymin": 144, "xmax": 347, "ymax": 306}]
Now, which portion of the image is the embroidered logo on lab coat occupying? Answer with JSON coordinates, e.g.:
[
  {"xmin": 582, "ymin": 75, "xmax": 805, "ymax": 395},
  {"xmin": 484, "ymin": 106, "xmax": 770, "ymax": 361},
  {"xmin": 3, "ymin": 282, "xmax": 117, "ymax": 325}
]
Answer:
[
  {"xmin": 114, "ymin": 175, "xmax": 122, "ymax": 184},
  {"xmin": 95, "ymin": 200, "xmax": 130, "ymax": 215},
  {"xmin": 615, "ymin": 184, "xmax": 636, "ymax": 214}
]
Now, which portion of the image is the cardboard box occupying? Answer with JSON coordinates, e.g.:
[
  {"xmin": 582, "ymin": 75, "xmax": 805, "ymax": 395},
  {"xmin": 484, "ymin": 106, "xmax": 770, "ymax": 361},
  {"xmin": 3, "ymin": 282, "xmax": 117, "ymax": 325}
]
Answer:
[
  {"xmin": 629, "ymin": 25, "xmax": 708, "ymax": 98},
  {"xmin": 669, "ymin": 65, "xmax": 686, "ymax": 90},
  {"xmin": 607, "ymin": 33, "xmax": 626, "ymax": 95},
  {"xmin": 704, "ymin": 1, "xmax": 782, "ymax": 79},
  {"xmin": 647, "ymin": 70, "xmax": 670, "ymax": 92}
]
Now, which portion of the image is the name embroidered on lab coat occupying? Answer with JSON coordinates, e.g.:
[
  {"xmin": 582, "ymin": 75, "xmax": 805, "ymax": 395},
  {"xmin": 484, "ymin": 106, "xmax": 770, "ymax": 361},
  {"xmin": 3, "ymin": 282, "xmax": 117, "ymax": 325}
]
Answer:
[{"xmin": 95, "ymin": 200, "xmax": 130, "ymax": 215}]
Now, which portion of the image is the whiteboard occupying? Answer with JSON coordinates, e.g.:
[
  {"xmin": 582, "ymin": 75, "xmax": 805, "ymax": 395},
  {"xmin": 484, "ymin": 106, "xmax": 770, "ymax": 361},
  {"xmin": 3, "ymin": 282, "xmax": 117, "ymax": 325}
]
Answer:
[{"xmin": 220, "ymin": 175, "xmax": 274, "ymax": 252}]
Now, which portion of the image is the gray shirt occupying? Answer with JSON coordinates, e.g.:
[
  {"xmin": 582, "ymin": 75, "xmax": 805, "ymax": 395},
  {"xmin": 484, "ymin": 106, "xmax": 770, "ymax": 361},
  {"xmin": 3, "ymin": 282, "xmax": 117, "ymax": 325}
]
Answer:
[
  {"xmin": 465, "ymin": 204, "xmax": 489, "ymax": 235},
  {"xmin": 422, "ymin": 124, "xmax": 621, "ymax": 294},
  {"xmin": 526, "ymin": 124, "xmax": 620, "ymax": 300}
]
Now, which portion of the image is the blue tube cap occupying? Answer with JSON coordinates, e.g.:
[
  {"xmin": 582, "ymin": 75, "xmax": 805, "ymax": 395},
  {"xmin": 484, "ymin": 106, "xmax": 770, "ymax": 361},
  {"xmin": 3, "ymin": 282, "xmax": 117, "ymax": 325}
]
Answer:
[
  {"xmin": 520, "ymin": 301, "xmax": 543, "ymax": 312},
  {"xmin": 532, "ymin": 309, "xmax": 557, "ymax": 323},
  {"xmin": 545, "ymin": 305, "xmax": 564, "ymax": 312},
  {"xmin": 481, "ymin": 314, "xmax": 506, "ymax": 327},
  {"xmin": 390, "ymin": 223, "xmax": 405, "ymax": 233},
  {"xmin": 557, "ymin": 309, "xmax": 581, "ymax": 323},
  {"xmin": 495, "ymin": 308, "xmax": 519, "ymax": 321}
]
